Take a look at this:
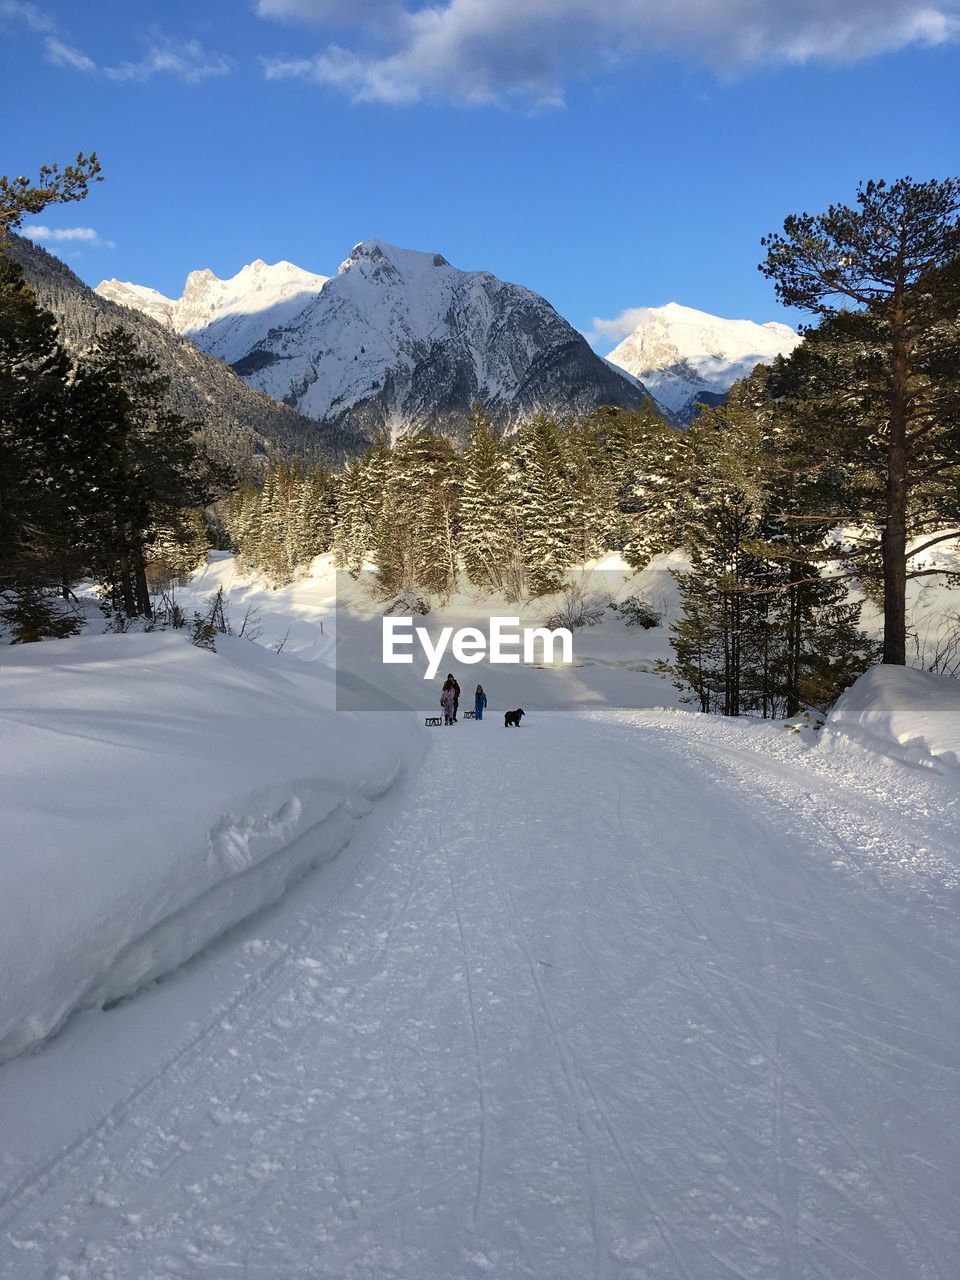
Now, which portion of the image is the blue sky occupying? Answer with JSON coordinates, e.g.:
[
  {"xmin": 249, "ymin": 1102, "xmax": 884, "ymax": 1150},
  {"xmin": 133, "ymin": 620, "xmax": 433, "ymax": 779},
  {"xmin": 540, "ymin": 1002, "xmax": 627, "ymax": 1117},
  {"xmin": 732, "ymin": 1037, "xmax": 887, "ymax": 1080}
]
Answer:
[{"xmin": 2, "ymin": 0, "xmax": 958, "ymax": 347}]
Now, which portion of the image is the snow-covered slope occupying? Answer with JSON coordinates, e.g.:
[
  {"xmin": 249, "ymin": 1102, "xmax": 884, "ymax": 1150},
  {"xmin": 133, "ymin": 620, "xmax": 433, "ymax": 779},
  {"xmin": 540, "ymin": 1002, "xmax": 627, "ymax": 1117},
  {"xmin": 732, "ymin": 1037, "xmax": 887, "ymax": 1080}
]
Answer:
[
  {"xmin": 0, "ymin": 631, "xmax": 421, "ymax": 1062},
  {"xmin": 99, "ymin": 240, "xmax": 652, "ymax": 442},
  {"xmin": 823, "ymin": 663, "xmax": 960, "ymax": 773},
  {"xmin": 605, "ymin": 301, "xmax": 800, "ymax": 422},
  {"xmin": 92, "ymin": 279, "xmax": 178, "ymax": 328},
  {"xmin": 2, "ymin": 655, "xmax": 959, "ymax": 1277},
  {"xmin": 97, "ymin": 259, "xmax": 331, "ymax": 366}
]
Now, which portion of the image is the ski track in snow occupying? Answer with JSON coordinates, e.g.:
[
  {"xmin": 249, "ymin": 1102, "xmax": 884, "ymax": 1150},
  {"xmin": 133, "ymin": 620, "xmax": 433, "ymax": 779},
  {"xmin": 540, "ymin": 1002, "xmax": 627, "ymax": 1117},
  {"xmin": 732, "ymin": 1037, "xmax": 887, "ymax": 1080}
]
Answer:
[{"xmin": 1, "ymin": 711, "xmax": 958, "ymax": 1279}]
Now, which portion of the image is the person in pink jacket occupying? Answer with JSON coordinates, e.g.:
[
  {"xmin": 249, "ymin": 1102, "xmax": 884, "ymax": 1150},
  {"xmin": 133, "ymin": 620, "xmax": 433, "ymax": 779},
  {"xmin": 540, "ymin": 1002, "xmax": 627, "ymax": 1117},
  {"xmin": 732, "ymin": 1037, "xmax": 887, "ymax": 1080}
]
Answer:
[{"xmin": 440, "ymin": 685, "xmax": 456, "ymax": 725}]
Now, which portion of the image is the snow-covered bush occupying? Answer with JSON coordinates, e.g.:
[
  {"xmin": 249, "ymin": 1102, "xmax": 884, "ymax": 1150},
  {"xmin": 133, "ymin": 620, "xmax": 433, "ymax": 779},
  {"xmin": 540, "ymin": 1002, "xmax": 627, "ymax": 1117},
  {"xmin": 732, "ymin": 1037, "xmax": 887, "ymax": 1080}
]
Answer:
[
  {"xmin": 383, "ymin": 590, "xmax": 430, "ymax": 616},
  {"xmin": 545, "ymin": 585, "xmax": 607, "ymax": 630},
  {"xmin": 0, "ymin": 587, "xmax": 84, "ymax": 644},
  {"xmin": 611, "ymin": 595, "xmax": 662, "ymax": 629}
]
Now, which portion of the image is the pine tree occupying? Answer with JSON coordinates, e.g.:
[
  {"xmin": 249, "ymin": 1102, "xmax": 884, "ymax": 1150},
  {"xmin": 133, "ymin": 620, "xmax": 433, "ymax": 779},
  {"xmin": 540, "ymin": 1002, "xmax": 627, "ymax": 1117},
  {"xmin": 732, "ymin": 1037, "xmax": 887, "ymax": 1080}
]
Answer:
[
  {"xmin": 255, "ymin": 463, "xmax": 290, "ymax": 582},
  {"xmin": 508, "ymin": 417, "xmax": 575, "ymax": 595},
  {"xmin": 0, "ymin": 253, "xmax": 112, "ymax": 605},
  {"xmin": 458, "ymin": 409, "xmax": 518, "ymax": 591},
  {"xmin": 761, "ymin": 176, "xmax": 960, "ymax": 664},
  {"xmin": 667, "ymin": 377, "xmax": 875, "ymax": 716},
  {"xmin": 290, "ymin": 463, "xmax": 335, "ymax": 566},
  {"xmin": 668, "ymin": 488, "xmax": 769, "ymax": 716},
  {"xmin": 562, "ymin": 422, "xmax": 622, "ymax": 563},
  {"xmin": 1, "ymin": 153, "xmax": 101, "ymax": 244},
  {"xmin": 608, "ymin": 408, "xmax": 689, "ymax": 570},
  {"xmin": 372, "ymin": 433, "xmax": 460, "ymax": 595},
  {"xmin": 333, "ymin": 454, "xmax": 380, "ymax": 576},
  {"xmin": 74, "ymin": 328, "xmax": 231, "ymax": 616}
]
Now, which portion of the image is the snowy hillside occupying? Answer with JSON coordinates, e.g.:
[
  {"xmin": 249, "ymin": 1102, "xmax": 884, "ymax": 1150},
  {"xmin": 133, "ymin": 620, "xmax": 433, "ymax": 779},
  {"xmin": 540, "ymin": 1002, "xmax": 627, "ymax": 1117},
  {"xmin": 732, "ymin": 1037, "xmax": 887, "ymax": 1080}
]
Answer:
[
  {"xmin": 97, "ymin": 258, "xmax": 331, "ymax": 365},
  {"xmin": 98, "ymin": 240, "xmax": 652, "ymax": 442},
  {"xmin": 0, "ymin": 631, "xmax": 421, "ymax": 1062},
  {"xmin": 605, "ymin": 301, "xmax": 800, "ymax": 422},
  {"xmin": 7, "ymin": 235, "xmax": 348, "ymax": 471}
]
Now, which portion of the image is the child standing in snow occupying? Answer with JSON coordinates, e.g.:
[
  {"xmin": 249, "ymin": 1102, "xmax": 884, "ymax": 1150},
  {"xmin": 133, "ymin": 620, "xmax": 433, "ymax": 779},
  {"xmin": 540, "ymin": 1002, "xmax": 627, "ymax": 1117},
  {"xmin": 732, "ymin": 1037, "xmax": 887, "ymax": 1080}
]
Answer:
[
  {"xmin": 474, "ymin": 685, "xmax": 488, "ymax": 720},
  {"xmin": 440, "ymin": 685, "xmax": 456, "ymax": 725},
  {"xmin": 442, "ymin": 673, "xmax": 461, "ymax": 721}
]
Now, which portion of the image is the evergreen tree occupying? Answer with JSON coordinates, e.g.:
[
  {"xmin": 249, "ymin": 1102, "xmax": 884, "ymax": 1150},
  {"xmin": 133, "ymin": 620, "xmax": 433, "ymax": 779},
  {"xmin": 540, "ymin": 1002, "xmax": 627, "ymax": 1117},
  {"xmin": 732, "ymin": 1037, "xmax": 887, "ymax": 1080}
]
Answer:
[
  {"xmin": 562, "ymin": 421, "xmax": 622, "ymax": 563},
  {"xmin": 74, "ymin": 328, "xmax": 231, "ymax": 616},
  {"xmin": 668, "ymin": 487, "xmax": 770, "ymax": 716},
  {"xmin": 291, "ymin": 463, "xmax": 336, "ymax": 566},
  {"xmin": 509, "ymin": 417, "xmax": 575, "ymax": 595},
  {"xmin": 667, "ymin": 378, "xmax": 874, "ymax": 716},
  {"xmin": 761, "ymin": 176, "xmax": 960, "ymax": 664},
  {"xmin": 1, "ymin": 153, "xmax": 101, "ymax": 243},
  {"xmin": 372, "ymin": 433, "xmax": 460, "ymax": 595},
  {"xmin": 458, "ymin": 408, "xmax": 518, "ymax": 591},
  {"xmin": 147, "ymin": 512, "xmax": 210, "ymax": 591},
  {"xmin": 333, "ymin": 453, "xmax": 382, "ymax": 576},
  {"xmin": 0, "ymin": 253, "xmax": 75, "ymax": 588}
]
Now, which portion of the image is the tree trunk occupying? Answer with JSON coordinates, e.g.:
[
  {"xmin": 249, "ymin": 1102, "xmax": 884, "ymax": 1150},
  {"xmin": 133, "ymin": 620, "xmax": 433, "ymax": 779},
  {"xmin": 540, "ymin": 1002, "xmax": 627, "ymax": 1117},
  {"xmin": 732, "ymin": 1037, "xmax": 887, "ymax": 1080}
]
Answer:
[
  {"xmin": 883, "ymin": 299, "xmax": 910, "ymax": 665},
  {"xmin": 118, "ymin": 551, "xmax": 137, "ymax": 617},
  {"xmin": 786, "ymin": 580, "xmax": 802, "ymax": 718},
  {"xmin": 134, "ymin": 552, "xmax": 153, "ymax": 620}
]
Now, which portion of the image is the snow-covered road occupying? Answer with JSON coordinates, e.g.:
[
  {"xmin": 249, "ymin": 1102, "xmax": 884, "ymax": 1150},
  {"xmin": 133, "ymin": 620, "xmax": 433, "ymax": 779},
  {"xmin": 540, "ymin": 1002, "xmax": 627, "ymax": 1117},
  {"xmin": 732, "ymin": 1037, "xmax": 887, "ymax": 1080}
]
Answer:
[{"xmin": 1, "ymin": 711, "xmax": 958, "ymax": 1279}]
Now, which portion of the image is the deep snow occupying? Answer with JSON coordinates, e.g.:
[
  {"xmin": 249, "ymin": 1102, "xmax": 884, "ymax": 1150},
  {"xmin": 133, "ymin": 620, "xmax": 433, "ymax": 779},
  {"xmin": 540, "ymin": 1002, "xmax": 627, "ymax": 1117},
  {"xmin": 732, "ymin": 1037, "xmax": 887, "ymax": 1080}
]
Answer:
[
  {"xmin": 824, "ymin": 663, "xmax": 960, "ymax": 772},
  {"xmin": 0, "ymin": 631, "xmax": 422, "ymax": 1062},
  {"xmin": 1, "ymin": 559, "xmax": 958, "ymax": 1279},
  {"xmin": 0, "ymin": 702, "xmax": 957, "ymax": 1278}
]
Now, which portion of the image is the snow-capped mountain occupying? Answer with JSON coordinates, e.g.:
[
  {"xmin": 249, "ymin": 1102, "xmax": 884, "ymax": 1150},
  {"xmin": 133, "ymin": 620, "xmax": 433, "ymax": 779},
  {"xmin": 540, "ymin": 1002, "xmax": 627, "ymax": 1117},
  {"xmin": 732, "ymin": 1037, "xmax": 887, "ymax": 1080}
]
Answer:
[
  {"xmin": 8, "ymin": 235, "xmax": 353, "ymax": 473},
  {"xmin": 98, "ymin": 241, "xmax": 651, "ymax": 442},
  {"xmin": 97, "ymin": 259, "xmax": 331, "ymax": 366},
  {"xmin": 604, "ymin": 302, "xmax": 800, "ymax": 423}
]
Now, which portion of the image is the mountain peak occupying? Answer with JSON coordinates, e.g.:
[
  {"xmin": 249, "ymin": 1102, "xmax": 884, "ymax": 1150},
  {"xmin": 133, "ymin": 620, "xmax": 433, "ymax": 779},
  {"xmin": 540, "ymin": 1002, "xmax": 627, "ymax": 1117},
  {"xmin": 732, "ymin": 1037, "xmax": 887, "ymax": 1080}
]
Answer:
[
  {"xmin": 339, "ymin": 239, "xmax": 452, "ymax": 277},
  {"xmin": 605, "ymin": 302, "xmax": 800, "ymax": 421},
  {"xmin": 184, "ymin": 267, "xmax": 218, "ymax": 288},
  {"xmin": 97, "ymin": 239, "xmax": 655, "ymax": 442},
  {"xmin": 96, "ymin": 258, "xmax": 331, "ymax": 363}
]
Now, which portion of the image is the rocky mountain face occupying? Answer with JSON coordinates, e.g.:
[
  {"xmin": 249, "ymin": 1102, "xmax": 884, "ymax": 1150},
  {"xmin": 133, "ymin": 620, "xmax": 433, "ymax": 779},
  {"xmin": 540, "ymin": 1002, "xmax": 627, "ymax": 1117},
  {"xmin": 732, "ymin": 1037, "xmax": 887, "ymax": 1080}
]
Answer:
[
  {"xmin": 98, "ymin": 240, "xmax": 655, "ymax": 444},
  {"xmin": 8, "ymin": 237, "xmax": 357, "ymax": 475},
  {"xmin": 604, "ymin": 302, "xmax": 800, "ymax": 423}
]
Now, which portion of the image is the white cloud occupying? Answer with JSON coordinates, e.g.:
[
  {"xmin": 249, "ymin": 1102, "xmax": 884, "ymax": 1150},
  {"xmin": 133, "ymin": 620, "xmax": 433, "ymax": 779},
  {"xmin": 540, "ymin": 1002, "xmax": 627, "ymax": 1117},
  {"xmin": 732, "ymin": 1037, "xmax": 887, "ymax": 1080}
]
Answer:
[
  {"xmin": 257, "ymin": 0, "xmax": 397, "ymax": 23},
  {"xmin": 585, "ymin": 307, "xmax": 655, "ymax": 348},
  {"xmin": 105, "ymin": 38, "xmax": 234, "ymax": 84},
  {"xmin": 1, "ymin": 8, "xmax": 233, "ymax": 86},
  {"xmin": 44, "ymin": 36, "xmax": 96, "ymax": 72},
  {"xmin": 257, "ymin": 0, "xmax": 960, "ymax": 105},
  {"xmin": 0, "ymin": 1, "xmax": 53, "ymax": 33},
  {"xmin": 23, "ymin": 225, "xmax": 115, "ymax": 248}
]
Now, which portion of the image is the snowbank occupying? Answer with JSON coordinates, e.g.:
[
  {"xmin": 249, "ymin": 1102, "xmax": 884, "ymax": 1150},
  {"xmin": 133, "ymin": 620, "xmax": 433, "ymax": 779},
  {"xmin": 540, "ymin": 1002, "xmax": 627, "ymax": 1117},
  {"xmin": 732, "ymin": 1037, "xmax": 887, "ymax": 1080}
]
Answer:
[
  {"xmin": 0, "ymin": 632, "xmax": 423, "ymax": 1061},
  {"xmin": 823, "ymin": 664, "xmax": 960, "ymax": 775}
]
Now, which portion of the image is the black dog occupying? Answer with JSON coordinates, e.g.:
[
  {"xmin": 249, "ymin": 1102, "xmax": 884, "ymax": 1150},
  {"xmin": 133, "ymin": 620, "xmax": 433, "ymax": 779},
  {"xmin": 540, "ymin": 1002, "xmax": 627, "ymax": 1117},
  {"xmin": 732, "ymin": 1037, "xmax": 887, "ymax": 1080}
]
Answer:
[{"xmin": 504, "ymin": 708, "xmax": 525, "ymax": 727}]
